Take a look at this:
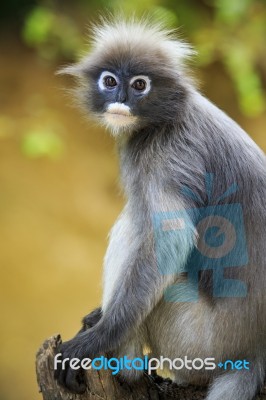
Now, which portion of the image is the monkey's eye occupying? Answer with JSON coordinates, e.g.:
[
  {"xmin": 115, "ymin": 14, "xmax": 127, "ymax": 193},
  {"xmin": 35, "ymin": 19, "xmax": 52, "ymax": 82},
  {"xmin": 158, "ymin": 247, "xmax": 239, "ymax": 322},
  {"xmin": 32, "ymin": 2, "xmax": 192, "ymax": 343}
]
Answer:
[
  {"xmin": 98, "ymin": 71, "xmax": 119, "ymax": 91},
  {"xmin": 104, "ymin": 76, "xmax": 117, "ymax": 88},
  {"xmin": 131, "ymin": 79, "xmax": 146, "ymax": 91},
  {"xmin": 130, "ymin": 75, "xmax": 151, "ymax": 95}
]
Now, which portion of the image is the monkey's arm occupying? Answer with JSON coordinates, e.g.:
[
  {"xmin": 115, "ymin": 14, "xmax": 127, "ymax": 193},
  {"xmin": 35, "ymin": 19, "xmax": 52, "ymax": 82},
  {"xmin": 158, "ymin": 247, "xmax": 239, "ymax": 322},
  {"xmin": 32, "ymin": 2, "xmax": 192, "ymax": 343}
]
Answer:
[{"xmin": 55, "ymin": 205, "xmax": 195, "ymax": 392}]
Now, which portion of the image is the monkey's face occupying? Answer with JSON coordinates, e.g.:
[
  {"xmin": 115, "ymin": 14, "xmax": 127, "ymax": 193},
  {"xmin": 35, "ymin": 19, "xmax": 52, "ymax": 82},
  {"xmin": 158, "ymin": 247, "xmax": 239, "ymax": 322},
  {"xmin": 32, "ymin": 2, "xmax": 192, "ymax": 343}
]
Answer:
[
  {"xmin": 84, "ymin": 58, "xmax": 187, "ymax": 136},
  {"xmin": 95, "ymin": 70, "xmax": 151, "ymax": 132}
]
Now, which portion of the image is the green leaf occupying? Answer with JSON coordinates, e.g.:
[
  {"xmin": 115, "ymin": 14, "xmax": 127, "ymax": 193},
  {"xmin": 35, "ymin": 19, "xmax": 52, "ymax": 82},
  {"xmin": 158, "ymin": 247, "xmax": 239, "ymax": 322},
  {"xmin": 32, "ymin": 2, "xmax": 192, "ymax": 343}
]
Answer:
[
  {"xmin": 214, "ymin": 0, "xmax": 253, "ymax": 23},
  {"xmin": 22, "ymin": 7, "xmax": 55, "ymax": 46},
  {"xmin": 21, "ymin": 130, "xmax": 64, "ymax": 159},
  {"xmin": 224, "ymin": 45, "xmax": 266, "ymax": 116}
]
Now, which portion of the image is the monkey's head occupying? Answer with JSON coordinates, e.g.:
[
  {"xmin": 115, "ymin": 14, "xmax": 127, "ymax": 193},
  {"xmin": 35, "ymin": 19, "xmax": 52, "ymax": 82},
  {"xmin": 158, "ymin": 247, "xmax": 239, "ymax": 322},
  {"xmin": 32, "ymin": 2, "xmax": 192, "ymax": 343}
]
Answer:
[{"xmin": 60, "ymin": 18, "xmax": 194, "ymax": 137}]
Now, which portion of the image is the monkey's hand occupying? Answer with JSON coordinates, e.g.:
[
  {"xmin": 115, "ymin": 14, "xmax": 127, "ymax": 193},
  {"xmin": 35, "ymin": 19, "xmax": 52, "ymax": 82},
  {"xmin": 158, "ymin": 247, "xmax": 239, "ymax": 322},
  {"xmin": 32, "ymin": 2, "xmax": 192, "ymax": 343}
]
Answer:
[
  {"xmin": 55, "ymin": 307, "xmax": 103, "ymax": 393},
  {"xmin": 54, "ymin": 330, "xmax": 100, "ymax": 394}
]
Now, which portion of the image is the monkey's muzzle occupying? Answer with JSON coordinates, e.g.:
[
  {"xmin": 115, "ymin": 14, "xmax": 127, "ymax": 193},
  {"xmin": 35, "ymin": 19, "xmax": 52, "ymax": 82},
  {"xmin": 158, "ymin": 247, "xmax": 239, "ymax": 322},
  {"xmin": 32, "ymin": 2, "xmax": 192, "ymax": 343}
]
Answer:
[{"xmin": 104, "ymin": 102, "xmax": 137, "ymax": 128}]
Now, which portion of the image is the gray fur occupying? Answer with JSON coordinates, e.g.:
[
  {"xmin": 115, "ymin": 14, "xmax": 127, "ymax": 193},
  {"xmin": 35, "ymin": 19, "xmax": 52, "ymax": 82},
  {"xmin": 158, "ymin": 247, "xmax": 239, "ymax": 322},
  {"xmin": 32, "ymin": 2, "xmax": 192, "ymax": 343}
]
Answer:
[{"xmin": 56, "ymin": 18, "xmax": 266, "ymax": 399}]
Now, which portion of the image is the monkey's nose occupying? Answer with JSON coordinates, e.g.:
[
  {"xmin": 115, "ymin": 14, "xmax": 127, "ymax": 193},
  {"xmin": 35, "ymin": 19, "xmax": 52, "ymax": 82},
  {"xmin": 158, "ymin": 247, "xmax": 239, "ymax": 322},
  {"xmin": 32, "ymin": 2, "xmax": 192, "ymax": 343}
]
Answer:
[{"xmin": 117, "ymin": 91, "xmax": 127, "ymax": 103}]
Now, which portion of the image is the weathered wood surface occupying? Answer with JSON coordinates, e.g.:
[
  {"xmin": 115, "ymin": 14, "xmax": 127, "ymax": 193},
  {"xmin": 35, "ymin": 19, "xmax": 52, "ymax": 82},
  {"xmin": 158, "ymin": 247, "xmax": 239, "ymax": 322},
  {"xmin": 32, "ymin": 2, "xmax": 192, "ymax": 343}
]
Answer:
[{"xmin": 36, "ymin": 335, "xmax": 266, "ymax": 400}]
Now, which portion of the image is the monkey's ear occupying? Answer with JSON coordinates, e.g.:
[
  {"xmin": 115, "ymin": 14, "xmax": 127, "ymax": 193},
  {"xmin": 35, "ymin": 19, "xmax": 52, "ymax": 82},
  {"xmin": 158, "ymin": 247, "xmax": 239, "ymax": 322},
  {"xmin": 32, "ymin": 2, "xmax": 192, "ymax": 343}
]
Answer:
[{"xmin": 56, "ymin": 64, "xmax": 85, "ymax": 78}]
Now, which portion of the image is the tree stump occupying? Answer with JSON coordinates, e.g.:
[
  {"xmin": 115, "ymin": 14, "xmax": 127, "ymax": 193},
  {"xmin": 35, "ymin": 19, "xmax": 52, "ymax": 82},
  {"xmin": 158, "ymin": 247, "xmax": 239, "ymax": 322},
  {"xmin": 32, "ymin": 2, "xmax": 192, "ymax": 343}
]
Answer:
[{"xmin": 36, "ymin": 335, "xmax": 266, "ymax": 400}]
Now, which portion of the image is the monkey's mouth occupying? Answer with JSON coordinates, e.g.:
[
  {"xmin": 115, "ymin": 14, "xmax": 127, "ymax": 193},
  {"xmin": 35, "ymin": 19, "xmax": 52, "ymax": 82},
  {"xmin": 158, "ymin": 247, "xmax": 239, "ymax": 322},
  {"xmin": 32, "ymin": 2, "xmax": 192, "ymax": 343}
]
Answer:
[
  {"xmin": 104, "ymin": 112, "xmax": 137, "ymax": 128},
  {"xmin": 106, "ymin": 111, "xmax": 131, "ymax": 117},
  {"xmin": 104, "ymin": 103, "xmax": 137, "ymax": 128},
  {"xmin": 106, "ymin": 102, "xmax": 132, "ymax": 116}
]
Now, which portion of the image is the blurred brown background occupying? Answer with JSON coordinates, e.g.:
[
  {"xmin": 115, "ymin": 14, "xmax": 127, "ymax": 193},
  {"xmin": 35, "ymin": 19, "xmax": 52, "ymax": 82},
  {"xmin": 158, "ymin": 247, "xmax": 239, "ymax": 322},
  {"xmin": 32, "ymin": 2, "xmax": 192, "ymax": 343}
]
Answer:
[{"xmin": 0, "ymin": 1, "xmax": 265, "ymax": 399}]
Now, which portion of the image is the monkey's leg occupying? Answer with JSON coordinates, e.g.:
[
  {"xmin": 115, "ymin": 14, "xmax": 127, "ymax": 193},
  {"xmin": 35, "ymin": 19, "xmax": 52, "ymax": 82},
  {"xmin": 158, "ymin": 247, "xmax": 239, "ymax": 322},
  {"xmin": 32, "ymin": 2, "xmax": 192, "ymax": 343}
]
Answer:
[
  {"xmin": 113, "ymin": 323, "xmax": 149, "ymax": 383},
  {"xmin": 115, "ymin": 336, "xmax": 145, "ymax": 382},
  {"xmin": 206, "ymin": 361, "xmax": 265, "ymax": 400}
]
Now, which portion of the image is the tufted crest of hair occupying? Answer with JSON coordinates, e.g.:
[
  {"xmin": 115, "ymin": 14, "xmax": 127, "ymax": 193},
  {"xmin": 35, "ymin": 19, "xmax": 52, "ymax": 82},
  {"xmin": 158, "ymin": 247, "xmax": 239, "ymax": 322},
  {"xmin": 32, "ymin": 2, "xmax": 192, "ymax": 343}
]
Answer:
[
  {"xmin": 59, "ymin": 16, "xmax": 195, "ymax": 80},
  {"xmin": 91, "ymin": 17, "xmax": 194, "ymax": 65}
]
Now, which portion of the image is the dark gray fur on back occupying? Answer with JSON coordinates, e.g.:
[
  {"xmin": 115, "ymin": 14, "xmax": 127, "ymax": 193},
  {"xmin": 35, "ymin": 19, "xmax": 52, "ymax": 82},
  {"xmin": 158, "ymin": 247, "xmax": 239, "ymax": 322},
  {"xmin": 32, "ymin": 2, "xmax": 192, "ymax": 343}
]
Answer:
[{"xmin": 56, "ymin": 19, "xmax": 266, "ymax": 399}]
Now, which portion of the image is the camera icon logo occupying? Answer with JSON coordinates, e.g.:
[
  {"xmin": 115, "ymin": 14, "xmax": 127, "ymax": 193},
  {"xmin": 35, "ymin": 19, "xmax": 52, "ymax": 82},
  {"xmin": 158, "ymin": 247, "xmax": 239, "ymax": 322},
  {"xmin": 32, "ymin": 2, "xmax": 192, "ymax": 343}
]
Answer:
[{"xmin": 153, "ymin": 174, "xmax": 249, "ymax": 302}]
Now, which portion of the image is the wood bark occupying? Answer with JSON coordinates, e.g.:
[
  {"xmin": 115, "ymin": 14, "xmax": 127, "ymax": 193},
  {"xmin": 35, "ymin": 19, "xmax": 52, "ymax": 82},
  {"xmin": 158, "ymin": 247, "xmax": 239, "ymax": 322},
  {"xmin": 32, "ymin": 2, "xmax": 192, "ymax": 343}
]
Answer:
[{"xmin": 36, "ymin": 335, "xmax": 266, "ymax": 400}]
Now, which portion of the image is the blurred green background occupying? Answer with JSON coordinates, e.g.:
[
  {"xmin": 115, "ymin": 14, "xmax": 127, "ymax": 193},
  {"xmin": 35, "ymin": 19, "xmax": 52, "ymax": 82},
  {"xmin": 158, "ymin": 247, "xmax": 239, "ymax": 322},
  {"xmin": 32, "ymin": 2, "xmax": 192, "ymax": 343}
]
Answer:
[{"xmin": 0, "ymin": 1, "xmax": 265, "ymax": 399}]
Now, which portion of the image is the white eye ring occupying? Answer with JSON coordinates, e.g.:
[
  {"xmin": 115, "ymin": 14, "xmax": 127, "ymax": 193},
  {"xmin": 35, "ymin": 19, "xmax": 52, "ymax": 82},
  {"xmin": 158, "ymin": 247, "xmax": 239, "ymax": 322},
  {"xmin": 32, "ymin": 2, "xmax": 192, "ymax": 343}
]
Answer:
[
  {"xmin": 98, "ymin": 71, "xmax": 119, "ymax": 91},
  {"xmin": 130, "ymin": 75, "xmax": 151, "ymax": 94}
]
